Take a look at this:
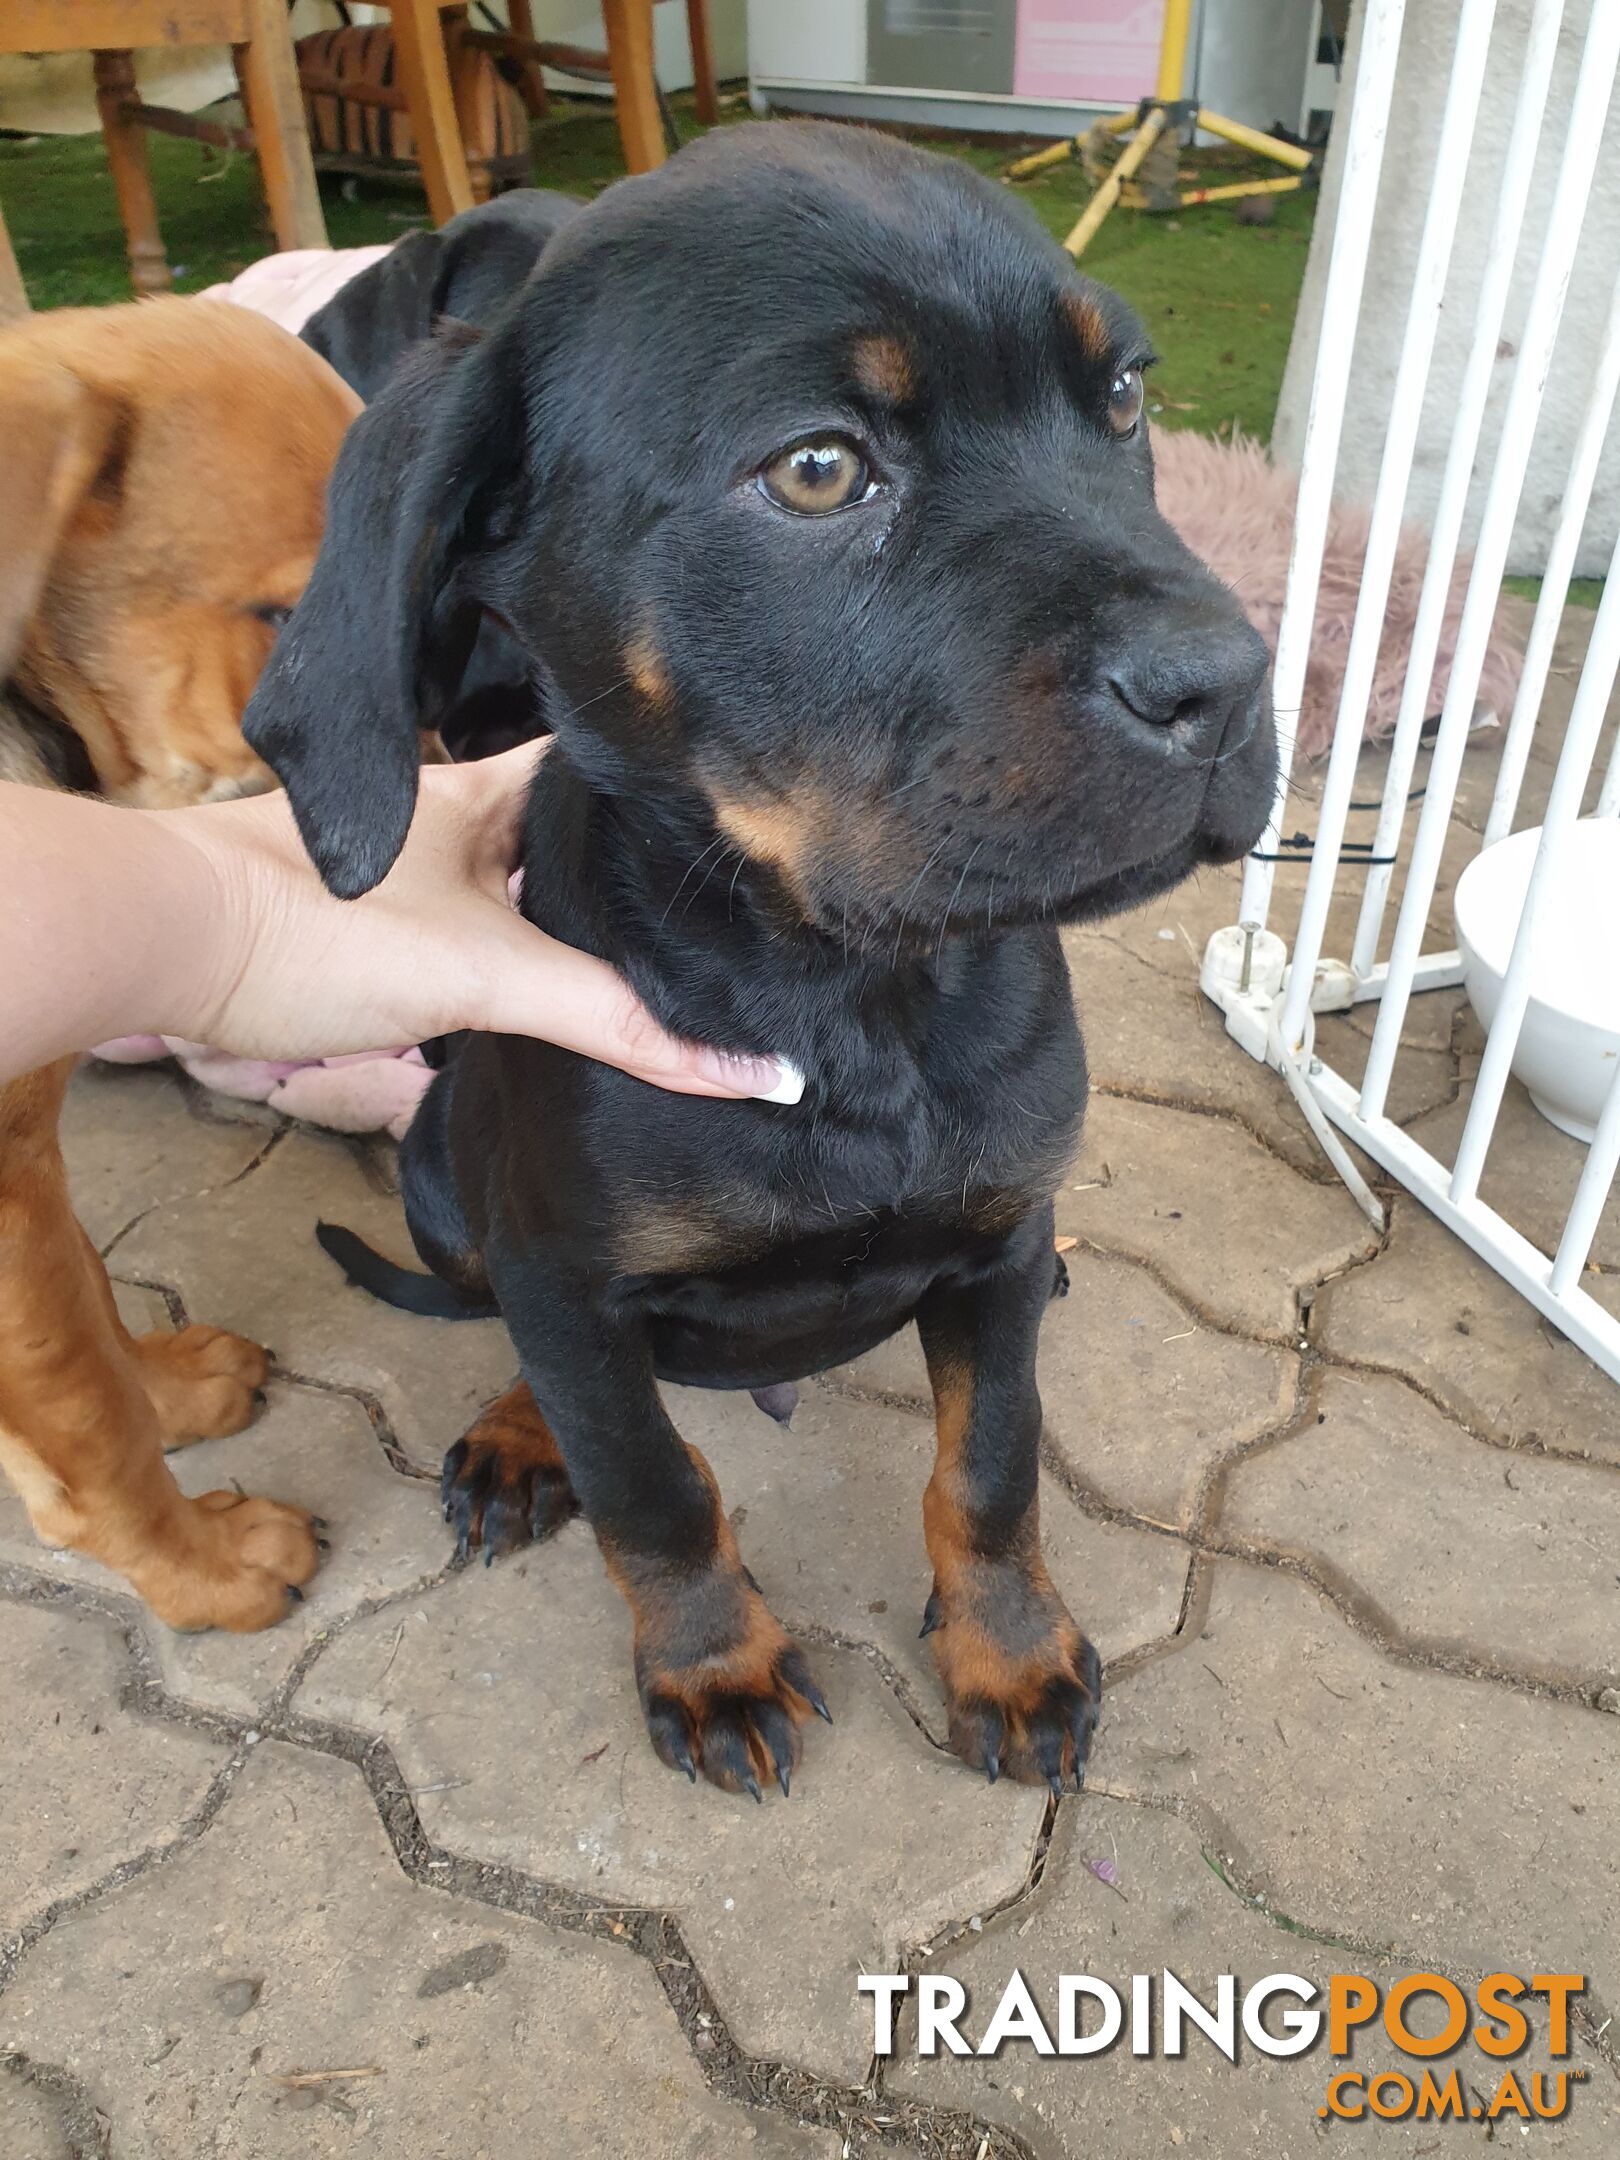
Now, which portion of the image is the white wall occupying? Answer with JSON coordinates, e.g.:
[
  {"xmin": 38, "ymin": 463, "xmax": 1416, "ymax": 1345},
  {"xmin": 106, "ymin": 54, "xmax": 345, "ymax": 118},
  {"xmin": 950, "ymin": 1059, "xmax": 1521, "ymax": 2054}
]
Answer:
[{"xmin": 1273, "ymin": 0, "xmax": 1620, "ymax": 576}]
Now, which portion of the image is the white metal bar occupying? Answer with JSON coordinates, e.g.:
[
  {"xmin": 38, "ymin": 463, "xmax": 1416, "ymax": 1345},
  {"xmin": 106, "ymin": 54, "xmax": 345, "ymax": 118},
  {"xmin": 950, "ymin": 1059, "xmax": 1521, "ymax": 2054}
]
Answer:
[
  {"xmin": 1357, "ymin": 0, "xmax": 1620, "ymax": 1127},
  {"xmin": 1550, "ymin": 1062, "xmax": 1620, "ymax": 1298},
  {"xmin": 1235, "ymin": 0, "xmax": 1410, "ymax": 938},
  {"xmin": 1347, "ymin": 951, "xmax": 1465, "ymax": 1003},
  {"xmin": 1598, "ymin": 712, "xmax": 1620, "ymax": 819},
  {"xmin": 1276, "ymin": 0, "xmax": 1500, "ymax": 1054},
  {"xmin": 1484, "ymin": 262, "xmax": 1620, "ymax": 846},
  {"xmin": 1306, "ymin": 1063, "xmax": 1620, "ymax": 1381},
  {"xmin": 1450, "ymin": 533, "xmax": 1620, "ymax": 1203},
  {"xmin": 1347, "ymin": 0, "xmax": 1567, "ymax": 982}
]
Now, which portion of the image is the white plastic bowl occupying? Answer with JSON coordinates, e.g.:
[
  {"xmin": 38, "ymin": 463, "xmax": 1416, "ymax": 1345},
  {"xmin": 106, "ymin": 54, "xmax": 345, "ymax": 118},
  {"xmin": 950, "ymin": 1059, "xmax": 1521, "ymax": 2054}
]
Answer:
[{"xmin": 1453, "ymin": 818, "xmax": 1620, "ymax": 1143}]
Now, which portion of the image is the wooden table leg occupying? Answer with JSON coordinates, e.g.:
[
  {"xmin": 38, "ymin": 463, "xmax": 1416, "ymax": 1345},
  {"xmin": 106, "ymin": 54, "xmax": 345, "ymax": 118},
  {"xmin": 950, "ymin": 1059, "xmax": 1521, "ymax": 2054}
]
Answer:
[
  {"xmin": 0, "ymin": 204, "xmax": 29, "ymax": 323},
  {"xmin": 603, "ymin": 0, "xmax": 665, "ymax": 174},
  {"xmin": 685, "ymin": 0, "xmax": 719, "ymax": 127},
  {"xmin": 389, "ymin": 0, "xmax": 476, "ymax": 224},
  {"xmin": 236, "ymin": 0, "xmax": 328, "ymax": 251},
  {"xmin": 92, "ymin": 50, "xmax": 171, "ymax": 295}
]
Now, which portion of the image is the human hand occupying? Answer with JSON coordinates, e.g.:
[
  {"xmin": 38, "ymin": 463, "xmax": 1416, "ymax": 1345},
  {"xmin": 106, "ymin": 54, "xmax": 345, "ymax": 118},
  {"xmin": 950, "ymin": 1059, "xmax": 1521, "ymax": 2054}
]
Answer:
[{"xmin": 170, "ymin": 743, "xmax": 795, "ymax": 1099}]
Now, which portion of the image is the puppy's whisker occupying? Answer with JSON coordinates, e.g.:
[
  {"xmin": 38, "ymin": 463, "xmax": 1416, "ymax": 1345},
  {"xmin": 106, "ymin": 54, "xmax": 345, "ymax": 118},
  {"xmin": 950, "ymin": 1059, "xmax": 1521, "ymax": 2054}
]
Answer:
[
  {"xmin": 659, "ymin": 835, "xmax": 729, "ymax": 930},
  {"xmin": 935, "ymin": 840, "xmax": 985, "ymax": 963},
  {"xmin": 562, "ymin": 673, "xmax": 633, "ymax": 720}
]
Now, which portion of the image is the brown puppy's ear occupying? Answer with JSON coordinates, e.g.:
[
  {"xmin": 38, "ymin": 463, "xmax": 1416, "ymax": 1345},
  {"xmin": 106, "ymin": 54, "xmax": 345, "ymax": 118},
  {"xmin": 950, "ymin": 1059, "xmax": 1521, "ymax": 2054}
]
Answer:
[
  {"xmin": 0, "ymin": 354, "xmax": 126, "ymax": 680},
  {"xmin": 244, "ymin": 320, "xmax": 524, "ymax": 899}
]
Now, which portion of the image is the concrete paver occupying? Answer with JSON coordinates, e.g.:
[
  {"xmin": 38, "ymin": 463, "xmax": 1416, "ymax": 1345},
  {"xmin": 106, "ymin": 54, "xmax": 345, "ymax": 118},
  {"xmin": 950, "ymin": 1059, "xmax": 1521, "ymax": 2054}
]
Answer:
[
  {"xmin": 0, "ymin": 1601, "xmax": 226, "ymax": 1938},
  {"xmin": 1316, "ymin": 1197, "xmax": 1620, "ymax": 1463},
  {"xmin": 61, "ymin": 1064, "xmax": 272, "ymax": 1254},
  {"xmin": 110, "ymin": 1124, "xmax": 521, "ymax": 1472},
  {"xmin": 1063, "ymin": 1092, "xmax": 1380, "ymax": 1339},
  {"xmin": 895, "ymin": 1796, "xmax": 1620, "ymax": 2158},
  {"xmin": 0, "ymin": 2068, "xmax": 71, "ymax": 2160},
  {"xmin": 1094, "ymin": 1565, "xmax": 1620, "ymax": 2011},
  {"xmin": 298, "ymin": 1533, "xmax": 1049, "ymax": 2088},
  {"xmin": 1220, "ymin": 1366, "xmax": 1620, "ymax": 1690},
  {"xmin": 0, "ymin": 1743, "xmax": 836, "ymax": 2160}
]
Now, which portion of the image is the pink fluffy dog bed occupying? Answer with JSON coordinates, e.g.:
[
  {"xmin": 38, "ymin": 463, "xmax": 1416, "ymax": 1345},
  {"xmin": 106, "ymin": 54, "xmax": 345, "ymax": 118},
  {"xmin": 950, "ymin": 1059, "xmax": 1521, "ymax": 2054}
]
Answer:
[{"xmin": 96, "ymin": 250, "xmax": 1523, "ymax": 1137}]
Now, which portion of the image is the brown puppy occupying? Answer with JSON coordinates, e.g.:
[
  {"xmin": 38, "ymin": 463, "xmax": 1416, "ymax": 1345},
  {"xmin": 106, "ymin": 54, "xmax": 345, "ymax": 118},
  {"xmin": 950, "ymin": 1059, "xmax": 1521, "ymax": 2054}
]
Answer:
[{"xmin": 0, "ymin": 300, "xmax": 359, "ymax": 1629}]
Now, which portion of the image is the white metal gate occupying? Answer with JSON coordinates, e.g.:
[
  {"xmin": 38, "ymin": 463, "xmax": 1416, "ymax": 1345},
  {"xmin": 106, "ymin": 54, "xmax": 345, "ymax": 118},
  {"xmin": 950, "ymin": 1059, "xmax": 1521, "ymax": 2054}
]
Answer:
[{"xmin": 1202, "ymin": 0, "xmax": 1620, "ymax": 1380}]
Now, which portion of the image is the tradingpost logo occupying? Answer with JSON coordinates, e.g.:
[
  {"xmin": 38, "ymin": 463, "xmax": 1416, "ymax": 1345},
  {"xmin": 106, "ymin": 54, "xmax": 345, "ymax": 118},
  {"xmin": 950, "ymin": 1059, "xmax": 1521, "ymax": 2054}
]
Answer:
[{"xmin": 860, "ymin": 1969, "xmax": 1588, "ymax": 2123}]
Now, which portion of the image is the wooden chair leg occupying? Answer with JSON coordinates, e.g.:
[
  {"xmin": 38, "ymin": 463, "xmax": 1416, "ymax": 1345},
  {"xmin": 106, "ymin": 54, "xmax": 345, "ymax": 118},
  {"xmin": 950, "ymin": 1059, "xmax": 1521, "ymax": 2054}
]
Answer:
[
  {"xmin": 444, "ymin": 11, "xmax": 494, "ymax": 203},
  {"xmin": 235, "ymin": 0, "xmax": 328, "ymax": 251},
  {"xmin": 0, "ymin": 203, "xmax": 29, "ymax": 323},
  {"xmin": 91, "ymin": 50, "xmax": 171, "ymax": 296},
  {"xmin": 685, "ymin": 0, "xmax": 719, "ymax": 127},
  {"xmin": 503, "ymin": 0, "xmax": 551, "ymax": 120},
  {"xmin": 388, "ymin": 0, "xmax": 477, "ymax": 224},
  {"xmin": 603, "ymin": 0, "xmax": 665, "ymax": 174}
]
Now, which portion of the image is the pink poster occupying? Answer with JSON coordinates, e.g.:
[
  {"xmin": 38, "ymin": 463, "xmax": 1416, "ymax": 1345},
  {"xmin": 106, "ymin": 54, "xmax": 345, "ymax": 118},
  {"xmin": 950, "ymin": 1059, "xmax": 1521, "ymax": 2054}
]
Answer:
[{"xmin": 1014, "ymin": 0, "xmax": 1167, "ymax": 107}]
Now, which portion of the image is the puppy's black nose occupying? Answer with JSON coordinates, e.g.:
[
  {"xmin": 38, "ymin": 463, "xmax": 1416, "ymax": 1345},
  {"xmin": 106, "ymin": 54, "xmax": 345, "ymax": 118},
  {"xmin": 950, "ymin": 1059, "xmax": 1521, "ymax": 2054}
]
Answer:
[{"xmin": 1103, "ymin": 617, "xmax": 1269, "ymax": 752}]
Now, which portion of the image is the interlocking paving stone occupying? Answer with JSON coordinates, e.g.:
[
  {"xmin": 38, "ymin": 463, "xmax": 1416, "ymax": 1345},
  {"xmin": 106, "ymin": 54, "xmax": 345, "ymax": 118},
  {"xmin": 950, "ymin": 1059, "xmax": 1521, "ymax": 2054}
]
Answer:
[
  {"xmin": 1219, "ymin": 1367, "xmax": 1620, "ymax": 1690},
  {"xmin": 895, "ymin": 1795, "xmax": 1620, "ymax": 2158},
  {"xmin": 0, "ymin": 1601, "xmax": 226, "ymax": 1938},
  {"xmin": 668, "ymin": 1381, "xmax": 1188, "ymax": 1694},
  {"xmin": 1093, "ymin": 1566, "xmax": 1620, "ymax": 2010},
  {"xmin": 62, "ymin": 1064, "xmax": 272, "ymax": 1254},
  {"xmin": 1065, "ymin": 931, "xmax": 1456, "ymax": 1175},
  {"xmin": 1062, "ymin": 1093, "xmax": 1380, "ymax": 1339},
  {"xmin": 0, "ymin": 2068, "xmax": 71, "ymax": 2160},
  {"xmin": 110, "ymin": 1126, "xmax": 520, "ymax": 1472},
  {"xmin": 0, "ymin": 1743, "xmax": 835, "ymax": 2160},
  {"xmin": 1316, "ymin": 1198, "xmax": 1620, "ymax": 1464},
  {"xmin": 825, "ymin": 1248, "xmax": 1296, "ymax": 1531},
  {"xmin": 299, "ymin": 1534, "xmax": 1049, "ymax": 2087},
  {"xmin": 0, "ymin": 1379, "xmax": 449, "ymax": 1721}
]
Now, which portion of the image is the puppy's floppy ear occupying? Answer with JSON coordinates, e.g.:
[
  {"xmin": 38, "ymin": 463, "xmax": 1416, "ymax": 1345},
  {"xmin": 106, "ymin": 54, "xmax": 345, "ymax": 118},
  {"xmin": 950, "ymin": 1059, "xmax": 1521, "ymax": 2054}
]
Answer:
[
  {"xmin": 244, "ymin": 320, "xmax": 525, "ymax": 898},
  {"xmin": 0, "ymin": 352, "xmax": 127, "ymax": 679}
]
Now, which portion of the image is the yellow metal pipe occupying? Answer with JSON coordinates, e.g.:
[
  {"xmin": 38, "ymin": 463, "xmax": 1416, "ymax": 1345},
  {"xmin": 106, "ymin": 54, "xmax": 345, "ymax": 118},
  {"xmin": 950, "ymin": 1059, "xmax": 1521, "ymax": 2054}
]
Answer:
[
  {"xmin": 1101, "ymin": 107, "xmax": 1139, "ymax": 134},
  {"xmin": 1193, "ymin": 107, "xmax": 1316, "ymax": 171},
  {"xmin": 1006, "ymin": 136, "xmax": 1079, "ymax": 180},
  {"xmin": 1155, "ymin": 0, "xmax": 1193, "ymax": 101},
  {"xmin": 1064, "ymin": 105, "xmax": 1168, "ymax": 259},
  {"xmin": 1178, "ymin": 175, "xmax": 1306, "ymax": 207}
]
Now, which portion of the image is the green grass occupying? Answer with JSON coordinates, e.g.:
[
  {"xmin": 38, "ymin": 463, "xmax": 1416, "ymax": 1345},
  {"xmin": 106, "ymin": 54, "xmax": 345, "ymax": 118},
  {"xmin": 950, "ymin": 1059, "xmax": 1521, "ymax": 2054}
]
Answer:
[
  {"xmin": 2, "ymin": 95, "xmax": 1315, "ymax": 442},
  {"xmin": 1503, "ymin": 574, "xmax": 1603, "ymax": 611}
]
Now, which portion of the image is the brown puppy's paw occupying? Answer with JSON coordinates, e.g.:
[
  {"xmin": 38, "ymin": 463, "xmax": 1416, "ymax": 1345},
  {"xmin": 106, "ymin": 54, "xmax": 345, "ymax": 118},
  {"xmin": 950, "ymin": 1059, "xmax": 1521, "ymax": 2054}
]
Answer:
[
  {"xmin": 924, "ymin": 1574, "xmax": 1102, "ymax": 1793},
  {"xmin": 635, "ymin": 1588, "xmax": 830, "ymax": 1799},
  {"xmin": 134, "ymin": 1325, "xmax": 270, "ymax": 1445},
  {"xmin": 137, "ymin": 1490, "xmax": 321, "ymax": 1633},
  {"xmin": 441, "ymin": 1383, "xmax": 578, "ymax": 1561}
]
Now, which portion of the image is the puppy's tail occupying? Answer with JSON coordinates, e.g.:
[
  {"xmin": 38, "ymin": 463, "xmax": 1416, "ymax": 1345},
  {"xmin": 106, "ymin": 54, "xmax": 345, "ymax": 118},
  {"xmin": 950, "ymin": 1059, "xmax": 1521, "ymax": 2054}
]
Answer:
[{"xmin": 315, "ymin": 1221, "xmax": 498, "ymax": 1321}]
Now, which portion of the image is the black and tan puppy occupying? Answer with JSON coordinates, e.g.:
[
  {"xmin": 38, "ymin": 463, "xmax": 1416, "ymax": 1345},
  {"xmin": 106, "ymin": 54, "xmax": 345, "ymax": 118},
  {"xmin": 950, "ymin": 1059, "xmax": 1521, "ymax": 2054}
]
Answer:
[{"xmin": 246, "ymin": 122, "xmax": 1277, "ymax": 1800}]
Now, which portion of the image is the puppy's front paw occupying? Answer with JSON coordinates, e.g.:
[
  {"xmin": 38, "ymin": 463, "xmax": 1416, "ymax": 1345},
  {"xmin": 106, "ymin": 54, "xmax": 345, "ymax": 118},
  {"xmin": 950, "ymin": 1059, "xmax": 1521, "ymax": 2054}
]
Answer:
[
  {"xmin": 442, "ymin": 1383, "xmax": 578, "ymax": 1561},
  {"xmin": 134, "ymin": 1325, "xmax": 269, "ymax": 1445},
  {"xmin": 137, "ymin": 1491, "xmax": 321, "ymax": 1633},
  {"xmin": 633, "ymin": 1579, "xmax": 830, "ymax": 1800},
  {"xmin": 925, "ymin": 1566, "xmax": 1101, "ymax": 1793}
]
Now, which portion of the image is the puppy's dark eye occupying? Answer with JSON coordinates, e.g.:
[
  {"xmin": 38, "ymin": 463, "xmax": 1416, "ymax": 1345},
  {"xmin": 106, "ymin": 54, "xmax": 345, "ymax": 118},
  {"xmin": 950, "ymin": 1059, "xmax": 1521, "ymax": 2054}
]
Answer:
[
  {"xmin": 1108, "ymin": 368, "xmax": 1145, "ymax": 437},
  {"xmin": 758, "ymin": 436, "xmax": 872, "ymax": 515},
  {"xmin": 253, "ymin": 604, "xmax": 294, "ymax": 632}
]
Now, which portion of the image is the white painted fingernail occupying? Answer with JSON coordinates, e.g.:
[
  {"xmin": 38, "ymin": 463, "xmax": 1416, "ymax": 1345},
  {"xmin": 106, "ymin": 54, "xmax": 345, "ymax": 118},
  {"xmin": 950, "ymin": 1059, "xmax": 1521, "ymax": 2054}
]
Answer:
[{"xmin": 756, "ymin": 1057, "xmax": 806, "ymax": 1106}]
